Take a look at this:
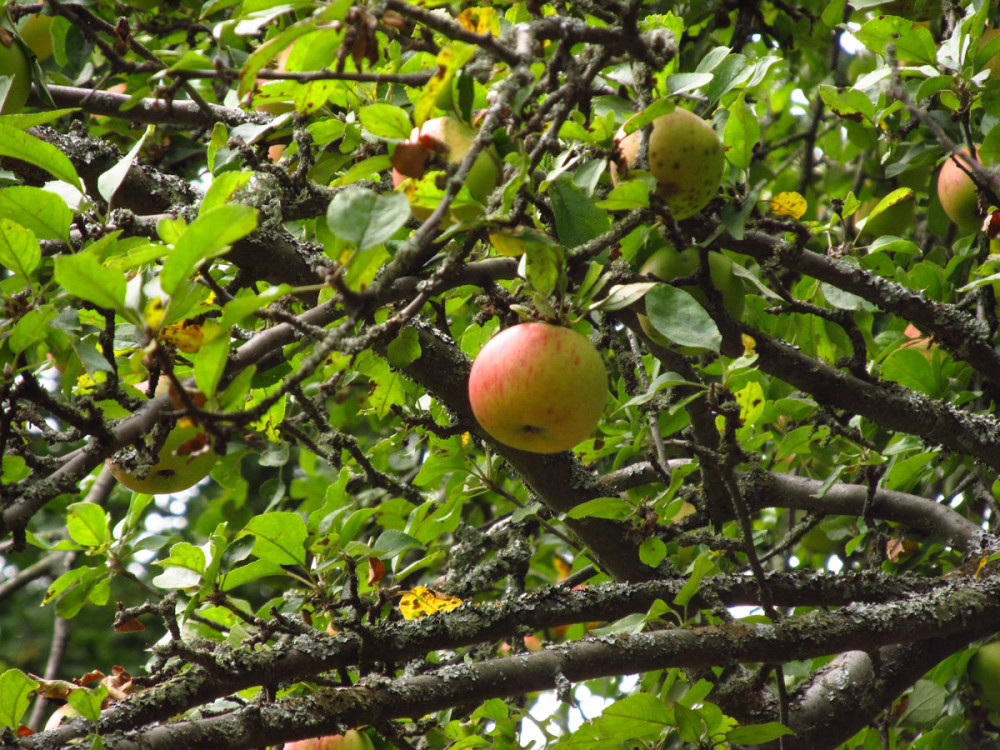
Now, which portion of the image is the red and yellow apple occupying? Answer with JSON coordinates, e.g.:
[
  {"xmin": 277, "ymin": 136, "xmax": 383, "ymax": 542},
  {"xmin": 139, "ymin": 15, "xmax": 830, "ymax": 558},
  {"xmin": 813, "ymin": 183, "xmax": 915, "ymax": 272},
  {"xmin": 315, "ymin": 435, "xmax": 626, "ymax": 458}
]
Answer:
[
  {"xmin": 0, "ymin": 26, "xmax": 31, "ymax": 114},
  {"xmin": 611, "ymin": 107, "xmax": 724, "ymax": 220},
  {"xmin": 391, "ymin": 116, "xmax": 501, "ymax": 223},
  {"xmin": 467, "ymin": 323, "xmax": 608, "ymax": 454},
  {"xmin": 107, "ymin": 382, "xmax": 216, "ymax": 494},
  {"xmin": 937, "ymin": 148, "xmax": 984, "ymax": 234},
  {"xmin": 285, "ymin": 729, "xmax": 373, "ymax": 750}
]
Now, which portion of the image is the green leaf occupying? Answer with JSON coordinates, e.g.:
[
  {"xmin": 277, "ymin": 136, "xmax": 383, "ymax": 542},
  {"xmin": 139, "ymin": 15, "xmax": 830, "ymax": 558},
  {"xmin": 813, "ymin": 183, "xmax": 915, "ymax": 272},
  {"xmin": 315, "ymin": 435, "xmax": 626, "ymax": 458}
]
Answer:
[
  {"xmin": 724, "ymin": 93, "xmax": 760, "ymax": 170},
  {"xmin": 674, "ymin": 552, "xmax": 715, "ymax": 607},
  {"xmin": 523, "ymin": 242, "xmax": 563, "ymax": 298},
  {"xmin": 0, "ymin": 669, "xmax": 38, "ymax": 729},
  {"xmin": 66, "ymin": 503, "xmax": 109, "ymax": 548},
  {"xmin": 372, "ymin": 529, "xmax": 425, "ymax": 560},
  {"xmin": 599, "ymin": 694, "xmax": 672, "ymax": 738},
  {"xmin": 9, "ymin": 306, "xmax": 57, "ymax": 354},
  {"xmin": 818, "ymin": 84, "xmax": 875, "ymax": 123},
  {"xmin": 241, "ymin": 512, "xmax": 308, "ymax": 566},
  {"xmin": 727, "ymin": 722, "xmax": 795, "ymax": 743},
  {"xmin": 0, "ymin": 218, "xmax": 39, "ymax": 282},
  {"xmin": 566, "ymin": 497, "xmax": 632, "ymax": 520},
  {"xmin": 0, "ymin": 124, "xmax": 81, "ymax": 189},
  {"xmin": 194, "ymin": 321, "xmax": 231, "ymax": 398},
  {"xmin": 590, "ymin": 282, "xmax": 657, "ymax": 313},
  {"xmin": 359, "ymin": 103, "xmax": 412, "ymax": 140},
  {"xmin": 854, "ymin": 15, "xmax": 938, "ymax": 65},
  {"xmin": 882, "ymin": 347, "xmax": 941, "ymax": 397},
  {"xmin": 548, "ymin": 177, "xmax": 611, "ymax": 249},
  {"xmin": 898, "ymin": 680, "xmax": 946, "ymax": 727},
  {"xmin": 387, "ymin": 326, "xmax": 422, "ymax": 369},
  {"xmin": 98, "ymin": 125, "xmax": 151, "ymax": 203},
  {"xmin": 645, "ymin": 284, "xmax": 722, "ymax": 352},
  {"xmin": 674, "ymin": 703, "xmax": 704, "ymax": 743},
  {"xmin": 595, "ymin": 180, "xmax": 650, "ymax": 210},
  {"xmin": 201, "ymin": 170, "xmax": 252, "ymax": 214},
  {"xmin": 639, "ymin": 537, "xmax": 667, "ymax": 568},
  {"xmin": 326, "ymin": 187, "xmax": 410, "ymax": 250},
  {"xmin": 53, "ymin": 254, "xmax": 126, "ymax": 311},
  {"xmin": 157, "ymin": 542, "xmax": 207, "ymax": 575},
  {"xmin": 0, "ymin": 186, "xmax": 72, "ymax": 241},
  {"xmin": 160, "ymin": 204, "xmax": 258, "ymax": 294},
  {"xmin": 67, "ymin": 684, "xmax": 107, "ymax": 723}
]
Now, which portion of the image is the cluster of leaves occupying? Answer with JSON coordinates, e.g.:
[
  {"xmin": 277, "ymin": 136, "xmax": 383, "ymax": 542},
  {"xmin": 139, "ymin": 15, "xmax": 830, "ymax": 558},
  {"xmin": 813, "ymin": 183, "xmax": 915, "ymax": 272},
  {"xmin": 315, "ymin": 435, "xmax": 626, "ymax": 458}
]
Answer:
[{"xmin": 4, "ymin": 0, "xmax": 1000, "ymax": 749}]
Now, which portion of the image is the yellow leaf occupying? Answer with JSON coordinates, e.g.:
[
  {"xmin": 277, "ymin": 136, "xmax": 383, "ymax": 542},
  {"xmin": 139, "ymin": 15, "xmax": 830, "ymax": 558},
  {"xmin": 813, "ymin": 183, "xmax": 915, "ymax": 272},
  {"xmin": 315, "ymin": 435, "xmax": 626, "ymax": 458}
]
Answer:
[
  {"xmin": 456, "ymin": 8, "xmax": 500, "ymax": 35},
  {"xmin": 162, "ymin": 320, "xmax": 205, "ymax": 353},
  {"xmin": 769, "ymin": 191, "xmax": 807, "ymax": 220},
  {"xmin": 399, "ymin": 586, "xmax": 462, "ymax": 620},
  {"xmin": 741, "ymin": 333, "xmax": 756, "ymax": 354}
]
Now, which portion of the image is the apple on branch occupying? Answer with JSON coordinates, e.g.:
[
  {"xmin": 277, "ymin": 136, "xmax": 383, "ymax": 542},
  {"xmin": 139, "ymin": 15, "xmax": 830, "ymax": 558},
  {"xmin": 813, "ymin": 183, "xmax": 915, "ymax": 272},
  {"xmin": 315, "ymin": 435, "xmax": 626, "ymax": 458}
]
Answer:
[
  {"xmin": 284, "ymin": 729, "xmax": 374, "ymax": 750},
  {"xmin": 611, "ymin": 105, "xmax": 725, "ymax": 220},
  {"xmin": 390, "ymin": 115, "xmax": 501, "ymax": 224},
  {"xmin": 937, "ymin": 148, "xmax": 986, "ymax": 235},
  {"xmin": 467, "ymin": 322, "xmax": 608, "ymax": 454},
  {"xmin": 106, "ymin": 380, "xmax": 217, "ymax": 495}
]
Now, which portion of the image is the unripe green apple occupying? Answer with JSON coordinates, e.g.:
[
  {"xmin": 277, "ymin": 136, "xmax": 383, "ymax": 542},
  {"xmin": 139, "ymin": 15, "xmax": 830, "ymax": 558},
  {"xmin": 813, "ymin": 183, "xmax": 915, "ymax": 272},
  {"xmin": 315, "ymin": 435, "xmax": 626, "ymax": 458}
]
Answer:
[
  {"xmin": 936, "ymin": 148, "xmax": 984, "ymax": 235},
  {"xmin": 19, "ymin": 14, "xmax": 53, "ymax": 62},
  {"xmin": 468, "ymin": 323, "xmax": 608, "ymax": 454},
  {"xmin": 969, "ymin": 641, "xmax": 1000, "ymax": 711},
  {"xmin": 641, "ymin": 247, "xmax": 745, "ymax": 317},
  {"xmin": 612, "ymin": 108, "xmax": 724, "ymax": 220},
  {"xmin": 107, "ymin": 382, "xmax": 216, "ymax": 494},
  {"xmin": 391, "ymin": 116, "xmax": 501, "ymax": 223},
  {"xmin": 285, "ymin": 729, "xmax": 374, "ymax": 750},
  {"xmin": 0, "ymin": 27, "xmax": 31, "ymax": 114}
]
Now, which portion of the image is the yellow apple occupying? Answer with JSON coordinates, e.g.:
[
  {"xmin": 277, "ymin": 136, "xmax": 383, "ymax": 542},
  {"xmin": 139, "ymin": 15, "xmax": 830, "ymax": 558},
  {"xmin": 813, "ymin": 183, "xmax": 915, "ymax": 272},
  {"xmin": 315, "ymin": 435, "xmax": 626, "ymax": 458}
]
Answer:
[
  {"xmin": 468, "ymin": 323, "xmax": 608, "ymax": 454},
  {"xmin": 107, "ymin": 382, "xmax": 216, "ymax": 494},
  {"xmin": 611, "ymin": 107, "xmax": 724, "ymax": 220}
]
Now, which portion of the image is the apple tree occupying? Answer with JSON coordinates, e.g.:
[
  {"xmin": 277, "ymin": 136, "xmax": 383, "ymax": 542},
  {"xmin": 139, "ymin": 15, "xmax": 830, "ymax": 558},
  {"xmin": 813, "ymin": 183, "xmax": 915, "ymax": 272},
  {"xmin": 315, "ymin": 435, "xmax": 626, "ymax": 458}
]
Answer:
[{"xmin": 3, "ymin": 0, "xmax": 1000, "ymax": 748}]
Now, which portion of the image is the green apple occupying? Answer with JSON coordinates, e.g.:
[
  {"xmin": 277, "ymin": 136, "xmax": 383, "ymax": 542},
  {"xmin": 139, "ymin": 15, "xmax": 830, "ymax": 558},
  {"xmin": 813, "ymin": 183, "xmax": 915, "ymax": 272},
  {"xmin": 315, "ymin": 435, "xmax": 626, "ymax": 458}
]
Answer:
[
  {"xmin": 936, "ymin": 148, "xmax": 984, "ymax": 235},
  {"xmin": 640, "ymin": 246, "xmax": 744, "ymax": 318},
  {"xmin": 43, "ymin": 704, "xmax": 80, "ymax": 731},
  {"xmin": 0, "ymin": 26, "xmax": 31, "ymax": 114},
  {"xmin": 968, "ymin": 641, "xmax": 1000, "ymax": 711},
  {"xmin": 107, "ymin": 382, "xmax": 216, "ymax": 494},
  {"xmin": 468, "ymin": 323, "xmax": 608, "ymax": 454},
  {"xmin": 285, "ymin": 730, "xmax": 374, "ymax": 750},
  {"xmin": 391, "ymin": 116, "xmax": 501, "ymax": 223},
  {"xmin": 612, "ymin": 107, "xmax": 724, "ymax": 220},
  {"xmin": 20, "ymin": 14, "xmax": 53, "ymax": 62}
]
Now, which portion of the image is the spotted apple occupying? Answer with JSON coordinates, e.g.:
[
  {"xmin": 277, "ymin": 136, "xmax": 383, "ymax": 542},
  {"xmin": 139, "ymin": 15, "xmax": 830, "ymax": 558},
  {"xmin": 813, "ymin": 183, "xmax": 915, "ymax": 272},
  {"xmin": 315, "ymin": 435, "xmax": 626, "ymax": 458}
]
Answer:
[
  {"xmin": 611, "ymin": 107, "xmax": 724, "ymax": 220},
  {"xmin": 391, "ymin": 116, "xmax": 501, "ymax": 223},
  {"xmin": 468, "ymin": 323, "xmax": 608, "ymax": 454}
]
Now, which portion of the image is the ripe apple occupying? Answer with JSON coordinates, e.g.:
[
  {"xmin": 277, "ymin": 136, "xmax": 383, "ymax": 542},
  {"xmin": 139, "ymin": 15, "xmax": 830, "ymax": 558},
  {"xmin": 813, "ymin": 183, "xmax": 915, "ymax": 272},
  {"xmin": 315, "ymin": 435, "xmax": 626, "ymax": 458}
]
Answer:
[
  {"xmin": 936, "ymin": 148, "xmax": 984, "ymax": 234},
  {"xmin": 391, "ymin": 116, "xmax": 501, "ymax": 223},
  {"xmin": 611, "ymin": 107, "xmax": 724, "ymax": 220},
  {"xmin": 968, "ymin": 641, "xmax": 1000, "ymax": 711},
  {"xmin": 467, "ymin": 323, "xmax": 608, "ymax": 454},
  {"xmin": 107, "ymin": 382, "xmax": 216, "ymax": 494},
  {"xmin": 0, "ymin": 26, "xmax": 31, "ymax": 114},
  {"xmin": 285, "ymin": 729, "xmax": 373, "ymax": 750}
]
